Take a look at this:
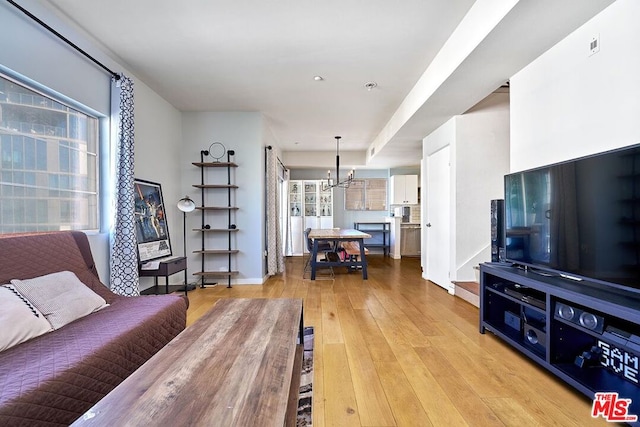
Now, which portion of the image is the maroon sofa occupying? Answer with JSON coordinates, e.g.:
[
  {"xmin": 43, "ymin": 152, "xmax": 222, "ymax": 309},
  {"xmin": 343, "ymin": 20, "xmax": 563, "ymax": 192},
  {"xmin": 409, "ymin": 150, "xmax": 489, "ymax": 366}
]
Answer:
[{"xmin": 0, "ymin": 231, "xmax": 188, "ymax": 426}]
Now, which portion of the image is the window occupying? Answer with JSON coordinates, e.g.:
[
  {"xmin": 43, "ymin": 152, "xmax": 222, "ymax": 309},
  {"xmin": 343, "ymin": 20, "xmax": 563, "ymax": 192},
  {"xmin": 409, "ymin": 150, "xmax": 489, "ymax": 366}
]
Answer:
[{"xmin": 0, "ymin": 73, "xmax": 98, "ymax": 233}]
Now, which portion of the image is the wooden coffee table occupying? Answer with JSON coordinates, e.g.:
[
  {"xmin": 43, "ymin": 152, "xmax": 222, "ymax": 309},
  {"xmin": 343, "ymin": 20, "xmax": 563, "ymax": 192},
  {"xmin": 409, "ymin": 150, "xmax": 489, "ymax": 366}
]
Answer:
[{"xmin": 72, "ymin": 298, "xmax": 304, "ymax": 426}]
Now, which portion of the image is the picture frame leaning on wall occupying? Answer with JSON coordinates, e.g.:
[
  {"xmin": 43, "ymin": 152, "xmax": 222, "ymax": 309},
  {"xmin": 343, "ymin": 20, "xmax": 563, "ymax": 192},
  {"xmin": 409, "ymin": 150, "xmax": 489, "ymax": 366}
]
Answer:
[{"xmin": 133, "ymin": 178, "xmax": 172, "ymax": 263}]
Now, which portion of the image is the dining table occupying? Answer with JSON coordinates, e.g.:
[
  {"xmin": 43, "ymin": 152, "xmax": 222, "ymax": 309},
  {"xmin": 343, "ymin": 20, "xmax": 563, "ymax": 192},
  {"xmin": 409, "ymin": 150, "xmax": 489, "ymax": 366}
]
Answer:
[{"xmin": 308, "ymin": 228, "xmax": 371, "ymax": 280}]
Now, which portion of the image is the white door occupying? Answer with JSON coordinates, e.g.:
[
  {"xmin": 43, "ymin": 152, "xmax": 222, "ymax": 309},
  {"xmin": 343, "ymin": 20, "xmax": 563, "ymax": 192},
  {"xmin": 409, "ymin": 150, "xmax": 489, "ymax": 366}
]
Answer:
[{"xmin": 426, "ymin": 145, "xmax": 453, "ymax": 293}]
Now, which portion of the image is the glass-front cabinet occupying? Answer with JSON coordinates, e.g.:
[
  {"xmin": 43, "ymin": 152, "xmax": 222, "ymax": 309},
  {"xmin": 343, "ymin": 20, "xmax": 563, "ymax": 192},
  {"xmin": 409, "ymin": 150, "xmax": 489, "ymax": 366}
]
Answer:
[
  {"xmin": 304, "ymin": 181, "xmax": 317, "ymax": 216},
  {"xmin": 290, "ymin": 181, "xmax": 302, "ymax": 217},
  {"xmin": 288, "ymin": 180, "xmax": 333, "ymax": 255},
  {"xmin": 319, "ymin": 184, "xmax": 332, "ymax": 217}
]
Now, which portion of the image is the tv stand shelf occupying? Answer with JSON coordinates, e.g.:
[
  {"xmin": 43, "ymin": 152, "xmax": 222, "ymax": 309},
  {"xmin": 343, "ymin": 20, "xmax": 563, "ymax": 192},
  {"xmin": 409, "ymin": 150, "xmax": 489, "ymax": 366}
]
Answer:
[{"xmin": 480, "ymin": 263, "xmax": 640, "ymax": 425}]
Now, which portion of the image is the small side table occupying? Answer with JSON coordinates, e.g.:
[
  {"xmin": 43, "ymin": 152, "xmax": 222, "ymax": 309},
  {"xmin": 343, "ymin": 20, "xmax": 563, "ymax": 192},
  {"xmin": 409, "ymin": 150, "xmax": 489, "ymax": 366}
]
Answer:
[{"xmin": 139, "ymin": 256, "xmax": 187, "ymax": 295}]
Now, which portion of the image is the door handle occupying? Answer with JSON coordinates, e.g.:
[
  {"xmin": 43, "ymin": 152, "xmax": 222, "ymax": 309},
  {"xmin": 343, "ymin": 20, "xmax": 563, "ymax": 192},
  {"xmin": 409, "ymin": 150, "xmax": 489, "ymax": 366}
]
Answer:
[{"xmin": 426, "ymin": 223, "xmax": 432, "ymax": 227}]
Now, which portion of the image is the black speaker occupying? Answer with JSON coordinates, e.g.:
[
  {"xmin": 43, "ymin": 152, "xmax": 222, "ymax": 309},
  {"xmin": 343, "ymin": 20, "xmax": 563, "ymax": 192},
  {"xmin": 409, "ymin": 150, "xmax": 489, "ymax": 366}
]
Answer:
[
  {"xmin": 555, "ymin": 302, "xmax": 605, "ymax": 334},
  {"xmin": 523, "ymin": 305, "xmax": 547, "ymax": 353},
  {"xmin": 491, "ymin": 199, "xmax": 504, "ymax": 262},
  {"xmin": 524, "ymin": 323, "xmax": 547, "ymax": 352}
]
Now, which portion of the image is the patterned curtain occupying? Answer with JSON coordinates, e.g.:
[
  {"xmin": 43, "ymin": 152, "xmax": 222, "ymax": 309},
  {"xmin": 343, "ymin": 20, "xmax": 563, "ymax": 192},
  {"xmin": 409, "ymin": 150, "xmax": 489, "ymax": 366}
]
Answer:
[
  {"xmin": 109, "ymin": 74, "xmax": 139, "ymax": 296},
  {"xmin": 266, "ymin": 148, "xmax": 285, "ymax": 275}
]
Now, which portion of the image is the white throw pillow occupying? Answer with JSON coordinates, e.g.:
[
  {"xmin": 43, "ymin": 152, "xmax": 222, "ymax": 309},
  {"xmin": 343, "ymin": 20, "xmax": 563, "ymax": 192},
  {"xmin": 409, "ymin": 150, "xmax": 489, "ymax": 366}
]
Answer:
[
  {"xmin": 0, "ymin": 285, "xmax": 53, "ymax": 351},
  {"xmin": 11, "ymin": 271, "xmax": 108, "ymax": 330}
]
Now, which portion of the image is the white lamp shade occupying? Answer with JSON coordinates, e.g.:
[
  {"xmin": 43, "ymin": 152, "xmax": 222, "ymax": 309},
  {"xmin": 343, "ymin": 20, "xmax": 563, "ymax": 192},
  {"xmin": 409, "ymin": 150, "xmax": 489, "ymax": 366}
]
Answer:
[{"xmin": 177, "ymin": 196, "xmax": 196, "ymax": 213}]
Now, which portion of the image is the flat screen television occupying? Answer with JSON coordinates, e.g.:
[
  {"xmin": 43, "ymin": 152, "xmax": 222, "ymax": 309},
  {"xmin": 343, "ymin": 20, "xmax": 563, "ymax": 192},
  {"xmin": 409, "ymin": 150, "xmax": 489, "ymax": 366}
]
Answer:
[{"xmin": 504, "ymin": 143, "xmax": 640, "ymax": 295}]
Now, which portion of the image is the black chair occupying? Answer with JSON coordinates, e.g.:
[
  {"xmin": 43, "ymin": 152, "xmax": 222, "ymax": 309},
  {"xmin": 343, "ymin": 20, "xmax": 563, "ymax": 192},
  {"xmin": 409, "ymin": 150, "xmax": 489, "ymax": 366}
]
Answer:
[{"xmin": 303, "ymin": 227, "xmax": 333, "ymax": 279}]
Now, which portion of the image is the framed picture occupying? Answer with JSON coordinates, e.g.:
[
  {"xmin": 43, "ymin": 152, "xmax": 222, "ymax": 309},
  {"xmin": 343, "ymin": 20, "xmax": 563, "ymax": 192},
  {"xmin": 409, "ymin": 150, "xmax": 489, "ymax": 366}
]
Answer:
[{"xmin": 133, "ymin": 179, "xmax": 172, "ymax": 263}]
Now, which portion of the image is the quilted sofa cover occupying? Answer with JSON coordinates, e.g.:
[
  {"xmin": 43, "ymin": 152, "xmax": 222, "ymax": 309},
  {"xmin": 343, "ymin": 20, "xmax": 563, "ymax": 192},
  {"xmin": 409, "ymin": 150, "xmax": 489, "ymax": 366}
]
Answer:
[{"xmin": 0, "ymin": 231, "xmax": 188, "ymax": 426}]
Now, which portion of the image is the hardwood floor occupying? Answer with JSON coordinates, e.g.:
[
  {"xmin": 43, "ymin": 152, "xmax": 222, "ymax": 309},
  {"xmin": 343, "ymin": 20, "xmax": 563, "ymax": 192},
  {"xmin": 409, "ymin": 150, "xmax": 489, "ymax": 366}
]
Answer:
[{"xmin": 185, "ymin": 256, "xmax": 606, "ymax": 426}]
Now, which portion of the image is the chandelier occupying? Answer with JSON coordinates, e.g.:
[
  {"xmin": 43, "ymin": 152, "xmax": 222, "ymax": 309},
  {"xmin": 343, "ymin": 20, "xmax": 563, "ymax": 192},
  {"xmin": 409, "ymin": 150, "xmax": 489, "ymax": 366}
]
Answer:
[{"xmin": 322, "ymin": 136, "xmax": 355, "ymax": 190}]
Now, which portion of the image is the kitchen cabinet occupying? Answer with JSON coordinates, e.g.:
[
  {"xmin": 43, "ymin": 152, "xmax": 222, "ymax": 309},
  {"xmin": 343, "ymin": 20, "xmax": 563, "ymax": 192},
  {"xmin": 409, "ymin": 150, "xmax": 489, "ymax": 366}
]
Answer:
[
  {"xmin": 344, "ymin": 179, "xmax": 388, "ymax": 211},
  {"xmin": 390, "ymin": 175, "xmax": 418, "ymax": 205}
]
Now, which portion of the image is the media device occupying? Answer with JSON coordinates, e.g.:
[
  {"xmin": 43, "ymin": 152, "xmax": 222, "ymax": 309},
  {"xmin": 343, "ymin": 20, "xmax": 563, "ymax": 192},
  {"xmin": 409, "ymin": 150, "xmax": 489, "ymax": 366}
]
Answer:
[
  {"xmin": 504, "ymin": 143, "xmax": 640, "ymax": 295},
  {"xmin": 490, "ymin": 199, "xmax": 504, "ymax": 262},
  {"xmin": 574, "ymin": 345, "xmax": 602, "ymax": 368},
  {"xmin": 503, "ymin": 284, "xmax": 546, "ymax": 310},
  {"xmin": 603, "ymin": 325, "xmax": 640, "ymax": 353},
  {"xmin": 597, "ymin": 340, "xmax": 639, "ymax": 385},
  {"xmin": 504, "ymin": 311, "xmax": 521, "ymax": 331}
]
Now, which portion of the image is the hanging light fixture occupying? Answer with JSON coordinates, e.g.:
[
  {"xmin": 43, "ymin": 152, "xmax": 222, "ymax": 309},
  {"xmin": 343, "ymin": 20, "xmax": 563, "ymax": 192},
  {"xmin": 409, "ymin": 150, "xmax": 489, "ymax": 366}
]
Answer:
[{"xmin": 322, "ymin": 136, "xmax": 355, "ymax": 190}]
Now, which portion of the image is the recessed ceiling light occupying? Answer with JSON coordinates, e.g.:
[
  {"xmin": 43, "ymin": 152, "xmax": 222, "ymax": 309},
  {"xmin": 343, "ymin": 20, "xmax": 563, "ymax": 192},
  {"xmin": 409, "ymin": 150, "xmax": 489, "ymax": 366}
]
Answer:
[
  {"xmin": 313, "ymin": 76, "xmax": 324, "ymax": 81},
  {"xmin": 364, "ymin": 82, "xmax": 377, "ymax": 91}
]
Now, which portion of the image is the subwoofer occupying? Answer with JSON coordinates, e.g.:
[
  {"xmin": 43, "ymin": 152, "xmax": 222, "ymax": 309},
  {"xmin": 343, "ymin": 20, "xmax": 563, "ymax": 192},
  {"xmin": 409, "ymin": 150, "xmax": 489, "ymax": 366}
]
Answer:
[
  {"xmin": 524, "ymin": 323, "xmax": 547, "ymax": 352},
  {"xmin": 491, "ymin": 199, "xmax": 505, "ymax": 262}
]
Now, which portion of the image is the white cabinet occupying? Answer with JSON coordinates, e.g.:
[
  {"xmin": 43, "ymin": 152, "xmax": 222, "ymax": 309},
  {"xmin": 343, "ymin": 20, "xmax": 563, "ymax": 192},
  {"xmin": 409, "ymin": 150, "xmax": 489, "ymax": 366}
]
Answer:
[
  {"xmin": 289, "ymin": 216, "xmax": 304, "ymax": 256},
  {"xmin": 390, "ymin": 175, "xmax": 418, "ymax": 205},
  {"xmin": 288, "ymin": 180, "xmax": 333, "ymax": 255}
]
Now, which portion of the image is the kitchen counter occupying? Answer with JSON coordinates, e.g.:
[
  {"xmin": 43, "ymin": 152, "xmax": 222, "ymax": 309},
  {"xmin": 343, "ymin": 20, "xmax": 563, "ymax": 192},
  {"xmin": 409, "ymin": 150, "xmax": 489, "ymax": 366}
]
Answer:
[
  {"xmin": 386, "ymin": 218, "xmax": 422, "ymax": 259},
  {"xmin": 400, "ymin": 223, "xmax": 421, "ymax": 257}
]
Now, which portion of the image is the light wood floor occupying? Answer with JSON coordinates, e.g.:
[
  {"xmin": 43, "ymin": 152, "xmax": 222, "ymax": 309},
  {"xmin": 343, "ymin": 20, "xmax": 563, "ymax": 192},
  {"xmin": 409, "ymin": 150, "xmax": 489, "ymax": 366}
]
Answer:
[{"xmin": 185, "ymin": 256, "xmax": 607, "ymax": 427}]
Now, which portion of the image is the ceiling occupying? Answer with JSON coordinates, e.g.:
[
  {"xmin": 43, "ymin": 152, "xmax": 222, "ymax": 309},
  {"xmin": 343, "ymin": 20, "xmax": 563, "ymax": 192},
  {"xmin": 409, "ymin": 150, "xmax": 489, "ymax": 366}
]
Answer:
[{"xmin": 45, "ymin": 0, "xmax": 614, "ymax": 170}]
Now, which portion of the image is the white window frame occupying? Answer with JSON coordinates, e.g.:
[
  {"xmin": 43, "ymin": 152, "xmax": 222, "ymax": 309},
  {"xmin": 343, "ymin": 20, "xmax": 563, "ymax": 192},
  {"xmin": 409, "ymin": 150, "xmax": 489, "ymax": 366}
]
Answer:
[{"xmin": 0, "ymin": 71, "xmax": 100, "ymax": 233}]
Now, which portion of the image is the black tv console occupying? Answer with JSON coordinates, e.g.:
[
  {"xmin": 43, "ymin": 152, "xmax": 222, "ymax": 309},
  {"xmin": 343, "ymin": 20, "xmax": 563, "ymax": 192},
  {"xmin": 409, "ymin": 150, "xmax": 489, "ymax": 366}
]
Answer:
[{"xmin": 480, "ymin": 263, "xmax": 640, "ymax": 425}]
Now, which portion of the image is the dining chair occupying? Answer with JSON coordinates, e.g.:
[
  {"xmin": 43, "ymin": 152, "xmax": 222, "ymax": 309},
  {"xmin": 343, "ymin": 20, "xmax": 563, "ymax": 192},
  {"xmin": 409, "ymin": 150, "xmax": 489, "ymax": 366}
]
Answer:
[{"xmin": 303, "ymin": 227, "xmax": 333, "ymax": 279}]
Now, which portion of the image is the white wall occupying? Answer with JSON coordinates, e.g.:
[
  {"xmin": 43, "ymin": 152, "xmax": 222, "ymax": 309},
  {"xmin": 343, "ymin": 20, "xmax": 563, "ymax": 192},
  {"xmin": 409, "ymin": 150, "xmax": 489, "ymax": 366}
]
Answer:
[
  {"xmin": 1, "ymin": 2, "xmax": 267, "ymax": 288},
  {"xmin": 510, "ymin": 0, "xmax": 640, "ymax": 171},
  {"xmin": 181, "ymin": 112, "xmax": 266, "ymax": 284},
  {"xmin": 283, "ymin": 150, "xmax": 366, "ymax": 169},
  {"xmin": 134, "ymin": 83, "xmax": 184, "ymax": 290},
  {"xmin": 422, "ymin": 92, "xmax": 510, "ymax": 284},
  {"xmin": 455, "ymin": 92, "xmax": 510, "ymax": 280},
  {"xmin": 1, "ymin": 1, "xmax": 184, "ymax": 288}
]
